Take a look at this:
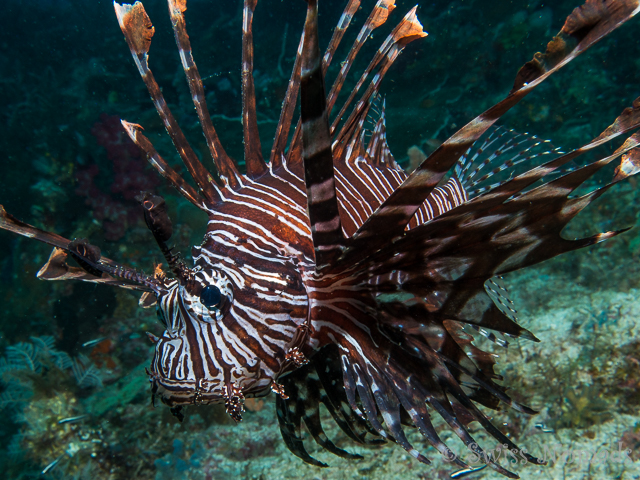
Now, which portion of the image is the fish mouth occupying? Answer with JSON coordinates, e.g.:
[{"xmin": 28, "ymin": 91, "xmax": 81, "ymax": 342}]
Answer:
[
  {"xmin": 148, "ymin": 367, "xmax": 273, "ymax": 408},
  {"xmin": 148, "ymin": 370, "xmax": 225, "ymax": 407}
]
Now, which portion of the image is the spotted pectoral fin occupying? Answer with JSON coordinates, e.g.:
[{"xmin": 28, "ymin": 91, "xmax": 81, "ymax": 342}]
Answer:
[
  {"xmin": 313, "ymin": 346, "xmax": 384, "ymax": 445},
  {"xmin": 276, "ymin": 366, "xmax": 330, "ymax": 467},
  {"xmin": 346, "ymin": 0, "xmax": 640, "ymax": 260},
  {"xmin": 339, "ymin": 336, "xmax": 540, "ymax": 478},
  {"xmin": 296, "ymin": 372, "xmax": 363, "ymax": 460},
  {"xmin": 276, "ymin": 393, "xmax": 327, "ymax": 468}
]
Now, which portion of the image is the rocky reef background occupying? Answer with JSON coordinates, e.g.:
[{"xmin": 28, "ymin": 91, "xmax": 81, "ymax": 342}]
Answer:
[{"xmin": 0, "ymin": 0, "xmax": 640, "ymax": 478}]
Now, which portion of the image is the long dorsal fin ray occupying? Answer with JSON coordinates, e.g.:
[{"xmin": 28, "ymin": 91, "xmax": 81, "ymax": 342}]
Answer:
[
  {"xmin": 270, "ymin": 26, "xmax": 305, "ymax": 168},
  {"xmin": 241, "ymin": 0, "xmax": 267, "ymax": 179},
  {"xmin": 331, "ymin": 3, "xmax": 418, "ymax": 138},
  {"xmin": 323, "ymin": 0, "xmax": 362, "ymax": 68},
  {"xmin": 270, "ymin": 0, "xmax": 360, "ymax": 168},
  {"xmin": 332, "ymin": 8, "xmax": 426, "ymax": 162},
  {"xmin": 344, "ymin": 0, "xmax": 640, "ymax": 260},
  {"xmin": 165, "ymin": 0, "xmax": 242, "ymax": 188},
  {"xmin": 120, "ymin": 121, "xmax": 208, "ymax": 210},
  {"xmin": 300, "ymin": 0, "xmax": 345, "ymax": 269},
  {"xmin": 326, "ymin": 0, "xmax": 396, "ymax": 118},
  {"xmin": 287, "ymin": 0, "xmax": 362, "ymax": 166},
  {"xmin": 114, "ymin": 1, "xmax": 222, "ymax": 203}
]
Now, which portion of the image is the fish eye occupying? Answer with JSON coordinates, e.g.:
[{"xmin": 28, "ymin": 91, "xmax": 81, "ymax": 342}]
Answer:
[{"xmin": 200, "ymin": 285, "xmax": 222, "ymax": 310}]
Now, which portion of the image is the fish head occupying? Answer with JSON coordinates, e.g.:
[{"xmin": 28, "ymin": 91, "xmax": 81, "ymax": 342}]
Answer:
[{"xmin": 147, "ymin": 252, "xmax": 308, "ymax": 418}]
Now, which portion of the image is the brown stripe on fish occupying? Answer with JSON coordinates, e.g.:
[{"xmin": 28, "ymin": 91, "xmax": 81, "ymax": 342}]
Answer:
[
  {"xmin": 300, "ymin": 0, "xmax": 344, "ymax": 267},
  {"xmin": 4, "ymin": 1, "xmax": 640, "ymax": 476}
]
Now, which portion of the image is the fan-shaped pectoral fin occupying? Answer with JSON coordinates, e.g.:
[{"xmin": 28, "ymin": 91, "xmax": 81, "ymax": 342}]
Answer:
[{"xmin": 345, "ymin": 0, "xmax": 640, "ymax": 261}]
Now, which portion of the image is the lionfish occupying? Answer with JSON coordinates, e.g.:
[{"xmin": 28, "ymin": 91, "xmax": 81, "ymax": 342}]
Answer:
[{"xmin": 2, "ymin": 0, "xmax": 640, "ymax": 477}]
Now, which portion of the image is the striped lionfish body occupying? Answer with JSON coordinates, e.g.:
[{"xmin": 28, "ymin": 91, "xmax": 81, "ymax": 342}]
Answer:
[{"xmin": 2, "ymin": 0, "xmax": 640, "ymax": 477}]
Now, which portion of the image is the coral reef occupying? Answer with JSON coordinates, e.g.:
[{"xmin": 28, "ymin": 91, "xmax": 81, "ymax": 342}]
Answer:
[
  {"xmin": 75, "ymin": 114, "xmax": 161, "ymax": 241},
  {"xmin": 0, "ymin": 337, "xmax": 105, "ymax": 478}
]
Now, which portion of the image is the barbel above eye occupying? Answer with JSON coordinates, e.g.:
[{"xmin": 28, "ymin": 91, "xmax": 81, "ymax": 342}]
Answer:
[{"xmin": 200, "ymin": 285, "xmax": 222, "ymax": 310}]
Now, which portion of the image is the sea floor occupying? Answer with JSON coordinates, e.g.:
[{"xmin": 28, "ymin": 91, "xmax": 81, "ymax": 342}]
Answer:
[{"xmin": 164, "ymin": 281, "xmax": 640, "ymax": 480}]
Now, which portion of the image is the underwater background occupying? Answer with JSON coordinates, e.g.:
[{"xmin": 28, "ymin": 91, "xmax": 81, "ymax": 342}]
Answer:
[{"xmin": 1, "ymin": 0, "xmax": 640, "ymax": 478}]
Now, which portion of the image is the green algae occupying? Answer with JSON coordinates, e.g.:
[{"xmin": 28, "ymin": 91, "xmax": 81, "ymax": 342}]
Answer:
[{"xmin": 85, "ymin": 361, "xmax": 149, "ymax": 417}]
